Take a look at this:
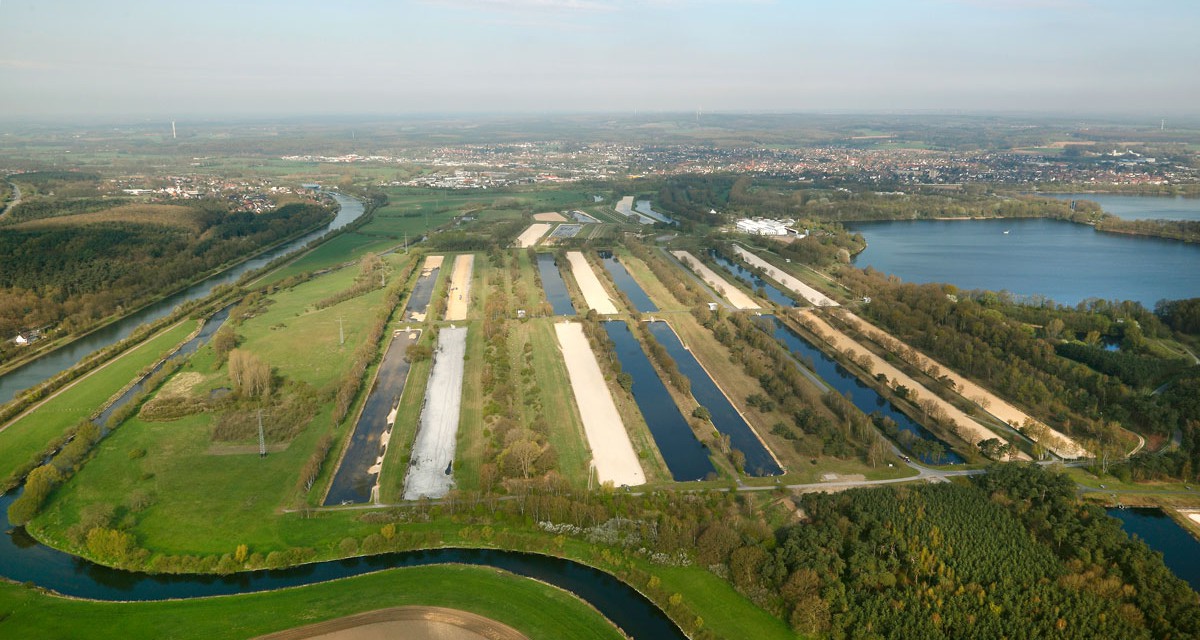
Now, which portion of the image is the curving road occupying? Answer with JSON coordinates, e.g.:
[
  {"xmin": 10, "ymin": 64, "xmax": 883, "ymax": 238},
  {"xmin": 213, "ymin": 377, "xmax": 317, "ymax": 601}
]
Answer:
[{"xmin": 0, "ymin": 179, "xmax": 20, "ymax": 218}]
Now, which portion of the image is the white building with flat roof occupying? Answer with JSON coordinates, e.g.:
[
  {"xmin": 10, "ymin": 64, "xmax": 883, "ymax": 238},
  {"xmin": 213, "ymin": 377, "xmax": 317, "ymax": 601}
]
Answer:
[{"xmin": 736, "ymin": 218, "xmax": 790, "ymax": 236}]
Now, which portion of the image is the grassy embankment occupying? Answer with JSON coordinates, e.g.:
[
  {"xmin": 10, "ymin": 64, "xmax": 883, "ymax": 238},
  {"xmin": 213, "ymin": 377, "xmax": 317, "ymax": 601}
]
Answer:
[
  {"xmin": 0, "ymin": 321, "xmax": 198, "ymax": 484},
  {"xmin": 29, "ymin": 257, "xmax": 404, "ymax": 555},
  {"xmin": 0, "ymin": 565, "xmax": 625, "ymax": 640}
]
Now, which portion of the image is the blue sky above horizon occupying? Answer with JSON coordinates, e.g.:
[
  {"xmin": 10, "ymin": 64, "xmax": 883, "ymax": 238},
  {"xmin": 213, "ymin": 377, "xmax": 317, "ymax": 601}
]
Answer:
[{"xmin": 1, "ymin": 0, "xmax": 1197, "ymax": 119}]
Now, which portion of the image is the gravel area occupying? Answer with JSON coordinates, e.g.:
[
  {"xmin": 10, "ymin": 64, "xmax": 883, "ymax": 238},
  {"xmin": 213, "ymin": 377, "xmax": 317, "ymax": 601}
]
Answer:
[
  {"xmin": 253, "ymin": 606, "xmax": 529, "ymax": 640},
  {"xmin": 403, "ymin": 326, "xmax": 467, "ymax": 500},
  {"xmin": 555, "ymin": 322, "xmax": 645, "ymax": 487},
  {"xmin": 566, "ymin": 251, "xmax": 619, "ymax": 315},
  {"xmin": 732, "ymin": 245, "xmax": 839, "ymax": 307},
  {"xmin": 514, "ymin": 223, "xmax": 551, "ymax": 248},
  {"xmin": 798, "ymin": 310, "xmax": 1029, "ymax": 460},
  {"xmin": 444, "ymin": 254, "xmax": 474, "ymax": 321},
  {"xmin": 671, "ymin": 250, "xmax": 760, "ymax": 309}
]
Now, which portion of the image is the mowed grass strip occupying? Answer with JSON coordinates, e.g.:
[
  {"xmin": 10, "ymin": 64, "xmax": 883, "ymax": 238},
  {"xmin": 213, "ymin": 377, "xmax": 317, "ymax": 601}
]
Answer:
[
  {"xmin": 0, "ymin": 565, "xmax": 625, "ymax": 640},
  {"xmin": 0, "ymin": 320, "xmax": 197, "ymax": 481}
]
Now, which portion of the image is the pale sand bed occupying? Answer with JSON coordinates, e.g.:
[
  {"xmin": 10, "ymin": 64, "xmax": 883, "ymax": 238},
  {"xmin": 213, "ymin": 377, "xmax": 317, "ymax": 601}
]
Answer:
[
  {"xmin": 444, "ymin": 254, "xmax": 474, "ymax": 321},
  {"xmin": 254, "ymin": 606, "xmax": 529, "ymax": 640},
  {"xmin": 554, "ymin": 323, "xmax": 645, "ymax": 486},
  {"xmin": 732, "ymin": 245, "xmax": 839, "ymax": 307},
  {"xmin": 514, "ymin": 223, "xmax": 551, "ymax": 248},
  {"xmin": 798, "ymin": 310, "xmax": 1028, "ymax": 460},
  {"xmin": 566, "ymin": 251, "xmax": 619, "ymax": 315},
  {"xmin": 835, "ymin": 310, "xmax": 1088, "ymax": 459},
  {"xmin": 671, "ymin": 250, "xmax": 760, "ymax": 310},
  {"xmin": 615, "ymin": 195, "xmax": 635, "ymax": 217},
  {"xmin": 403, "ymin": 327, "xmax": 467, "ymax": 500},
  {"xmin": 421, "ymin": 254, "xmax": 445, "ymax": 271},
  {"xmin": 1189, "ymin": 513, "xmax": 1200, "ymax": 527},
  {"xmin": 533, "ymin": 211, "xmax": 567, "ymax": 222}
]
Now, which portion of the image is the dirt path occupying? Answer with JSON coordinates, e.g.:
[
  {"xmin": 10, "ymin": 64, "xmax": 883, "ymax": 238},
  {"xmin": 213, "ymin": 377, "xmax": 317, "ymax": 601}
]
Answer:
[
  {"xmin": 565, "ymin": 251, "xmax": 619, "ymax": 315},
  {"xmin": 797, "ymin": 310, "xmax": 1028, "ymax": 460},
  {"xmin": 671, "ymin": 250, "xmax": 760, "ymax": 310},
  {"xmin": 254, "ymin": 606, "xmax": 529, "ymax": 640},
  {"xmin": 732, "ymin": 245, "xmax": 839, "ymax": 307},
  {"xmin": 555, "ymin": 322, "xmax": 645, "ymax": 486},
  {"xmin": 514, "ymin": 223, "xmax": 551, "ymax": 248},
  {"xmin": 444, "ymin": 254, "xmax": 474, "ymax": 321},
  {"xmin": 833, "ymin": 309, "xmax": 1087, "ymax": 459}
]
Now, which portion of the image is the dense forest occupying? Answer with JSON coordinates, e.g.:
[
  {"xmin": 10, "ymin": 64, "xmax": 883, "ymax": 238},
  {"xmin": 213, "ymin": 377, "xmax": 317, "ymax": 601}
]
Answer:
[
  {"xmin": 0, "ymin": 201, "xmax": 331, "ymax": 349},
  {"xmin": 766, "ymin": 465, "xmax": 1200, "ymax": 638},
  {"xmin": 832, "ymin": 266, "xmax": 1200, "ymax": 481}
]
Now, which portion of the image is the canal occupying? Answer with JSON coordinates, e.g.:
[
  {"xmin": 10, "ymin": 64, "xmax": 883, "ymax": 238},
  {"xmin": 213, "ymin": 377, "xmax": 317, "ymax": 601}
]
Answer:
[
  {"xmin": 599, "ymin": 252, "xmax": 658, "ymax": 313},
  {"xmin": 324, "ymin": 329, "xmax": 420, "ymax": 506},
  {"xmin": 709, "ymin": 250, "xmax": 798, "ymax": 308},
  {"xmin": 602, "ymin": 321, "xmax": 714, "ymax": 482},
  {"xmin": 537, "ymin": 253, "xmax": 577, "ymax": 316},
  {"xmin": 646, "ymin": 321, "xmax": 783, "ymax": 477},
  {"xmin": 763, "ymin": 315, "xmax": 963, "ymax": 464}
]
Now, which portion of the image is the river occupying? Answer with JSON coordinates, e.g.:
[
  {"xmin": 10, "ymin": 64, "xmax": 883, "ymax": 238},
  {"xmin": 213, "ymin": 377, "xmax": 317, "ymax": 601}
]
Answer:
[
  {"xmin": 1041, "ymin": 193, "xmax": 1200, "ymax": 221},
  {"xmin": 849, "ymin": 218, "xmax": 1200, "ymax": 307},
  {"xmin": 0, "ymin": 193, "xmax": 368, "ymax": 405}
]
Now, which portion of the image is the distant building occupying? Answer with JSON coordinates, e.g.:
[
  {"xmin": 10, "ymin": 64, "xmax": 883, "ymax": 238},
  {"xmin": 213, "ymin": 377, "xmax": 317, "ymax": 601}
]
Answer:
[
  {"xmin": 736, "ymin": 218, "xmax": 790, "ymax": 236},
  {"xmin": 11, "ymin": 329, "xmax": 44, "ymax": 346}
]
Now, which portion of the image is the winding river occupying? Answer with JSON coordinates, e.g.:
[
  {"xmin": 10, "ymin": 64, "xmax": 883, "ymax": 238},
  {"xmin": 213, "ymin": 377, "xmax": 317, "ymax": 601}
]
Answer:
[{"xmin": 0, "ymin": 193, "xmax": 367, "ymax": 405}]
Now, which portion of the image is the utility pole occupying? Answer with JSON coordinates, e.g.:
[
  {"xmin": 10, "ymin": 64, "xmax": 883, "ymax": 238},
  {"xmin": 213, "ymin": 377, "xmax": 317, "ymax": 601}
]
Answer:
[{"xmin": 257, "ymin": 409, "xmax": 266, "ymax": 458}]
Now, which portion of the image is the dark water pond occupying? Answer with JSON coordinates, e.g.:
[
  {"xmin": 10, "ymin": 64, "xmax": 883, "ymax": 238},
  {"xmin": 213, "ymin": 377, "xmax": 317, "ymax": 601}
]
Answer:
[
  {"xmin": 537, "ymin": 253, "xmax": 577, "ymax": 316},
  {"xmin": 646, "ymin": 321, "xmax": 782, "ymax": 477},
  {"xmin": 603, "ymin": 321, "xmax": 714, "ymax": 481},
  {"xmin": 599, "ymin": 252, "xmax": 658, "ymax": 313}
]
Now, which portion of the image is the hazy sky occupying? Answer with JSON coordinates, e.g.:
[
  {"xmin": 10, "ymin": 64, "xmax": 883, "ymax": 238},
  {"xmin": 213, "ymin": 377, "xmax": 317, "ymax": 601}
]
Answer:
[{"xmin": 2, "ymin": 0, "xmax": 1197, "ymax": 119}]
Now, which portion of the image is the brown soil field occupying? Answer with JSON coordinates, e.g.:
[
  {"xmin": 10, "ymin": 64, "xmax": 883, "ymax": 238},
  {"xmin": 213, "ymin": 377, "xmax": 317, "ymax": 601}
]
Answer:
[{"xmin": 254, "ymin": 606, "xmax": 530, "ymax": 640}]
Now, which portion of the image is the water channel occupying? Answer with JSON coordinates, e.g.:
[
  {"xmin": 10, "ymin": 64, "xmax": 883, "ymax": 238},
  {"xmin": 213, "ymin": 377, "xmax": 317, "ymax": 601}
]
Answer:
[
  {"xmin": 633, "ymin": 200, "xmax": 674, "ymax": 225},
  {"xmin": 0, "ymin": 193, "xmax": 368, "ymax": 405},
  {"xmin": 1108, "ymin": 507, "xmax": 1200, "ymax": 592},
  {"xmin": 599, "ymin": 252, "xmax": 658, "ymax": 313},
  {"xmin": 764, "ymin": 315, "xmax": 963, "ymax": 464},
  {"xmin": 646, "ymin": 321, "xmax": 783, "ymax": 477},
  {"xmin": 537, "ymin": 253, "xmax": 577, "ymax": 316},
  {"xmin": 849, "ymin": 217, "xmax": 1200, "ymax": 307},
  {"xmin": 709, "ymin": 250, "xmax": 799, "ymax": 308},
  {"xmin": 323, "ymin": 329, "xmax": 420, "ymax": 506},
  {"xmin": 602, "ymin": 321, "xmax": 714, "ymax": 481}
]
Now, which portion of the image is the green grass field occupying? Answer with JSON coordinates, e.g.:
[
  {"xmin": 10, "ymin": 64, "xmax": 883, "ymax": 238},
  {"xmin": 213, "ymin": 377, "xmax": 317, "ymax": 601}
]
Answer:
[
  {"xmin": 0, "ymin": 321, "xmax": 197, "ymax": 482},
  {"xmin": 0, "ymin": 565, "xmax": 624, "ymax": 640}
]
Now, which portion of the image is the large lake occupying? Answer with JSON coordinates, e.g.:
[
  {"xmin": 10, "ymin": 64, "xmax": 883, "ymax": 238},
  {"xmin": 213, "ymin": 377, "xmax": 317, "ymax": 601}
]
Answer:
[
  {"xmin": 849, "ymin": 218, "xmax": 1200, "ymax": 307},
  {"xmin": 1041, "ymin": 193, "xmax": 1200, "ymax": 221}
]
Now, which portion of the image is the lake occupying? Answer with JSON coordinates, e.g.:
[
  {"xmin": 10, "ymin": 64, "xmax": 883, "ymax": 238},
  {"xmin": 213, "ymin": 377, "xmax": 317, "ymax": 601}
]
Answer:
[
  {"xmin": 849, "ymin": 218, "xmax": 1200, "ymax": 307},
  {"xmin": 1041, "ymin": 193, "xmax": 1200, "ymax": 221}
]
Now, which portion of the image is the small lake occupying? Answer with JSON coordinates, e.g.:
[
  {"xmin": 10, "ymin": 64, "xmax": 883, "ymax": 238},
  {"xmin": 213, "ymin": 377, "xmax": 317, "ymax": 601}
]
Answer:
[
  {"xmin": 1108, "ymin": 507, "xmax": 1200, "ymax": 592},
  {"xmin": 709, "ymin": 250, "xmax": 798, "ymax": 308},
  {"xmin": 0, "ymin": 194, "xmax": 368, "ymax": 405},
  {"xmin": 1041, "ymin": 193, "xmax": 1200, "ymax": 221},
  {"xmin": 537, "ymin": 253, "xmax": 577, "ymax": 316},
  {"xmin": 646, "ymin": 321, "xmax": 782, "ymax": 477},
  {"xmin": 849, "ymin": 218, "xmax": 1200, "ymax": 307},
  {"xmin": 765, "ymin": 315, "xmax": 962, "ymax": 464},
  {"xmin": 599, "ymin": 252, "xmax": 658, "ymax": 313},
  {"xmin": 603, "ymin": 321, "xmax": 714, "ymax": 481}
]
